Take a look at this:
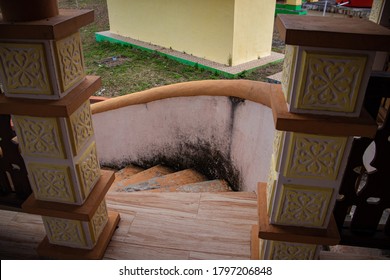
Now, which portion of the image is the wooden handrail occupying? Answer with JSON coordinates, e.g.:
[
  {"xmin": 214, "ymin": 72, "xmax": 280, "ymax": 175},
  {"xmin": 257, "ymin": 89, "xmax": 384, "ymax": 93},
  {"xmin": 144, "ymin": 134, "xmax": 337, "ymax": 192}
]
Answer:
[{"xmin": 91, "ymin": 80, "xmax": 276, "ymax": 114}]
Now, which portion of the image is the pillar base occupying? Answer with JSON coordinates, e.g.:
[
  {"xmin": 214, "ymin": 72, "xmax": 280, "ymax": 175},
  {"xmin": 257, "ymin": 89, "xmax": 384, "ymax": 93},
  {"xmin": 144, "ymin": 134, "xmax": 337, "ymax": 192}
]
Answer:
[{"xmin": 37, "ymin": 211, "xmax": 120, "ymax": 259}]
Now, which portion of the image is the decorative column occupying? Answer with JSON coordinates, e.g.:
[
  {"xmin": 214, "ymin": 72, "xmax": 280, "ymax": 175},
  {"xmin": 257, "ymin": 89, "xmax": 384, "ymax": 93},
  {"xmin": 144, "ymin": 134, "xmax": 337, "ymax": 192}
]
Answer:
[
  {"xmin": 252, "ymin": 14, "xmax": 390, "ymax": 260},
  {"xmin": 0, "ymin": 3, "xmax": 120, "ymax": 259},
  {"xmin": 276, "ymin": 0, "xmax": 307, "ymax": 15}
]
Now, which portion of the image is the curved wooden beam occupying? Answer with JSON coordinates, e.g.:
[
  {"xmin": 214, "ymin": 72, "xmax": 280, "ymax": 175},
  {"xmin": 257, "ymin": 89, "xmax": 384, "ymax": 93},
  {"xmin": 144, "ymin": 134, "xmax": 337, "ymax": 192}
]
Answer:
[{"xmin": 91, "ymin": 80, "xmax": 277, "ymax": 114}]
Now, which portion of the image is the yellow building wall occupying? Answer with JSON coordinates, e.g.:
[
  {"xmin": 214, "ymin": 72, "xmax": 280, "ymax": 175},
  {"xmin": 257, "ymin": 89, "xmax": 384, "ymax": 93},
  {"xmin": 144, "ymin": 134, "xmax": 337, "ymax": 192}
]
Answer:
[
  {"xmin": 233, "ymin": 0, "xmax": 276, "ymax": 66},
  {"xmin": 286, "ymin": 0, "xmax": 302, "ymax": 5},
  {"xmin": 107, "ymin": 0, "xmax": 235, "ymax": 65},
  {"xmin": 107, "ymin": 0, "xmax": 275, "ymax": 66}
]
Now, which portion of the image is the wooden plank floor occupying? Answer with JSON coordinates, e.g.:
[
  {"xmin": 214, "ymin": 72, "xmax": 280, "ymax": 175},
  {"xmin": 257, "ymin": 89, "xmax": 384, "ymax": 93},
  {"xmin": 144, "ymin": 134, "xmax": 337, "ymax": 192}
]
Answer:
[{"xmin": 0, "ymin": 191, "xmax": 258, "ymax": 260}]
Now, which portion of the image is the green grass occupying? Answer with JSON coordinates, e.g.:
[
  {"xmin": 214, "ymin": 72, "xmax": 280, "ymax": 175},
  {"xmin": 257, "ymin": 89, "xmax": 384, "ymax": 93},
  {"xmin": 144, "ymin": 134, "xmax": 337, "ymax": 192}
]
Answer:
[
  {"xmin": 84, "ymin": 42, "xmax": 227, "ymax": 96},
  {"xmin": 59, "ymin": 0, "xmax": 284, "ymax": 97}
]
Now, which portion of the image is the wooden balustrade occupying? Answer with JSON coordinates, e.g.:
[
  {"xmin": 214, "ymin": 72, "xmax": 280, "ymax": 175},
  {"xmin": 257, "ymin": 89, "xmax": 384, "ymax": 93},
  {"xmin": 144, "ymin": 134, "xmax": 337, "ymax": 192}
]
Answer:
[{"xmin": 334, "ymin": 73, "xmax": 390, "ymax": 249}]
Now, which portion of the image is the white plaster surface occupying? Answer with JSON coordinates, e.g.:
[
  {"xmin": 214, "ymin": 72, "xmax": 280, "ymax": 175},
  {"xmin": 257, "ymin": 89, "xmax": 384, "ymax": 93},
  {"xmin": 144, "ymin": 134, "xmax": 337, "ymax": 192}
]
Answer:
[{"xmin": 92, "ymin": 96, "xmax": 275, "ymax": 192}]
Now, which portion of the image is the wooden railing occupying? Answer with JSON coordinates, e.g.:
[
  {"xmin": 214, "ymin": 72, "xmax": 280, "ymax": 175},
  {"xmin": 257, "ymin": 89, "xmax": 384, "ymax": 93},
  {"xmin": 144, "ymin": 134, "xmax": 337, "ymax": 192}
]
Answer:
[
  {"xmin": 0, "ymin": 114, "xmax": 31, "ymax": 210},
  {"xmin": 334, "ymin": 72, "xmax": 390, "ymax": 249}
]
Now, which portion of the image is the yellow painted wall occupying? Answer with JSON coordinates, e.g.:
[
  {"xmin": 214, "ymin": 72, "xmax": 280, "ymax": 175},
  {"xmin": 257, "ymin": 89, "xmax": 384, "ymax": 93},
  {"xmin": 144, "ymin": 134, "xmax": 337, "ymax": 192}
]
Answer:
[
  {"xmin": 233, "ymin": 0, "xmax": 276, "ymax": 65},
  {"xmin": 286, "ymin": 0, "xmax": 302, "ymax": 5},
  {"xmin": 107, "ymin": 0, "xmax": 235, "ymax": 65},
  {"xmin": 107, "ymin": 0, "xmax": 275, "ymax": 66}
]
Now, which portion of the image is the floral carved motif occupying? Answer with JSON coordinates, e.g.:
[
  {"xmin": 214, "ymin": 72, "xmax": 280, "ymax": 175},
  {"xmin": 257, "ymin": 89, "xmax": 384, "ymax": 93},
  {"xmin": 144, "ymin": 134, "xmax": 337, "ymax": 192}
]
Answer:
[
  {"xmin": 266, "ymin": 156, "xmax": 277, "ymax": 214},
  {"xmin": 0, "ymin": 43, "xmax": 51, "ymax": 95},
  {"xmin": 29, "ymin": 164, "xmax": 75, "ymax": 203},
  {"xmin": 286, "ymin": 133, "xmax": 347, "ymax": 180},
  {"xmin": 69, "ymin": 101, "xmax": 94, "ymax": 155},
  {"xmin": 12, "ymin": 116, "xmax": 65, "ymax": 159},
  {"xmin": 369, "ymin": 0, "xmax": 384, "ymax": 23},
  {"xmin": 55, "ymin": 32, "xmax": 84, "ymax": 91},
  {"xmin": 91, "ymin": 200, "xmax": 108, "ymax": 242},
  {"xmin": 297, "ymin": 52, "xmax": 367, "ymax": 112},
  {"xmin": 276, "ymin": 184, "xmax": 333, "ymax": 227},
  {"xmin": 270, "ymin": 241, "xmax": 317, "ymax": 260},
  {"xmin": 43, "ymin": 217, "xmax": 87, "ymax": 248},
  {"xmin": 281, "ymin": 45, "xmax": 296, "ymax": 101},
  {"xmin": 76, "ymin": 142, "xmax": 100, "ymax": 199}
]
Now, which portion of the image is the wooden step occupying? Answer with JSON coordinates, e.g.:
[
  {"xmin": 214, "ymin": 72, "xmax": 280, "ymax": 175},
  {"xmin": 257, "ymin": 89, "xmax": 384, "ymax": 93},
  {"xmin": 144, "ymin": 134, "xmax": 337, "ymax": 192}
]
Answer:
[
  {"xmin": 110, "ymin": 165, "xmax": 174, "ymax": 192},
  {"xmin": 114, "ymin": 165, "xmax": 144, "ymax": 182},
  {"xmin": 146, "ymin": 179, "xmax": 232, "ymax": 193},
  {"xmin": 121, "ymin": 169, "xmax": 208, "ymax": 192}
]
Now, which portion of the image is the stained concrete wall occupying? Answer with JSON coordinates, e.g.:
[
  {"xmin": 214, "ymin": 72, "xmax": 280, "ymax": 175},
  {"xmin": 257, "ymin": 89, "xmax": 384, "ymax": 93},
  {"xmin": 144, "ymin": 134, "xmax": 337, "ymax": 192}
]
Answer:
[
  {"xmin": 106, "ymin": 0, "xmax": 276, "ymax": 66},
  {"xmin": 92, "ymin": 96, "xmax": 275, "ymax": 192}
]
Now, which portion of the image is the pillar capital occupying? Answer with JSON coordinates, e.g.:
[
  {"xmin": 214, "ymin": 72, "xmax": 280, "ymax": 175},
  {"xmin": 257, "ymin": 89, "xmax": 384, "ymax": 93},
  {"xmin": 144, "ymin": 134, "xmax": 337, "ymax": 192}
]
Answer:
[
  {"xmin": 0, "ymin": 9, "xmax": 94, "ymax": 40},
  {"xmin": 276, "ymin": 14, "xmax": 390, "ymax": 52}
]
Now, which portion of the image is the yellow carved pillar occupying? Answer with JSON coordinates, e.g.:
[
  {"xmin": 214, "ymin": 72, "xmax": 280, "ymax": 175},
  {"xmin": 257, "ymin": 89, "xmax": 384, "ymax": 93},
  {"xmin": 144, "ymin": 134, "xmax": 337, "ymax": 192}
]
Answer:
[
  {"xmin": 252, "ymin": 14, "xmax": 390, "ymax": 260},
  {"xmin": 0, "ymin": 3, "xmax": 120, "ymax": 259}
]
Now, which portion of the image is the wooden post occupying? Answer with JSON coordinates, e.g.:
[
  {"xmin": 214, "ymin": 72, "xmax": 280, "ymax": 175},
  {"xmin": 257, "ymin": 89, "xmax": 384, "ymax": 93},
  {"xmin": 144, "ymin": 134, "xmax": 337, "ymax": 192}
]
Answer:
[
  {"xmin": 252, "ymin": 14, "xmax": 390, "ymax": 260},
  {"xmin": 0, "ymin": 5, "xmax": 120, "ymax": 259}
]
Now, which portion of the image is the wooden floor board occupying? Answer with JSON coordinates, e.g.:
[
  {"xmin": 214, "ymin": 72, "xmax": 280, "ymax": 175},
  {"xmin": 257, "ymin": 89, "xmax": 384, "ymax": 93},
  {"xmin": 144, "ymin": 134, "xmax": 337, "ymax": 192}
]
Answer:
[
  {"xmin": 106, "ymin": 192, "xmax": 201, "ymax": 218},
  {"xmin": 104, "ymin": 242, "xmax": 190, "ymax": 260},
  {"xmin": 197, "ymin": 192, "xmax": 258, "ymax": 224},
  {"xmin": 0, "ymin": 191, "xmax": 257, "ymax": 260},
  {"xmin": 108, "ymin": 213, "xmax": 136, "ymax": 242},
  {"xmin": 0, "ymin": 210, "xmax": 18, "ymax": 226},
  {"xmin": 189, "ymin": 251, "xmax": 249, "ymax": 260},
  {"xmin": 124, "ymin": 212, "xmax": 252, "ymax": 258}
]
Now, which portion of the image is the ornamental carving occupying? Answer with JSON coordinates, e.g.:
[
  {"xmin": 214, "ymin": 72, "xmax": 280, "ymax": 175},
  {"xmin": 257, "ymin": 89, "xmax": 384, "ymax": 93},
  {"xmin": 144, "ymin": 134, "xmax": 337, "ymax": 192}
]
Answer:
[
  {"xmin": 43, "ymin": 216, "xmax": 87, "ymax": 248},
  {"xmin": 297, "ymin": 51, "xmax": 367, "ymax": 112},
  {"xmin": 266, "ymin": 156, "xmax": 277, "ymax": 214},
  {"xmin": 0, "ymin": 43, "xmax": 52, "ymax": 95},
  {"xmin": 91, "ymin": 200, "xmax": 108, "ymax": 242},
  {"xmin": 369, "ymin": 0, "xmax": 384, "ymax": 23},
  {"xmin": 29, "ymin": 164, "xmax": 76, "ymax": 203},
  {"xmin": 281, "ymin": 45, "xmax": 296, "ymax": 101},
  {"xmin": 285, "ymin": 133, "xmax": 347, "ymax": 180},
  {"xmin": 76, "ymin": 142, "xmax": 100, "ymax": 199},
  {"xmin": 276, "ymin": 184, "xmax": 333, "ymax": 227},
  {"xmin": 55, "ymin": 32, "xmax": 84, "ymax": 91},
  {"xmin": 12, "ymin": 116, "xmax": 65, "ymax": 159},
  {"xmin": 270, "ymin": 241, "xmax": 317, "ymax": 260},
  {"xmin": 272, "ymin": 130, "xmax": 284, "ymax": 168},
  {"xmin": 69, "ymin": 101, "xmax": 94, "ymax": 155}
]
